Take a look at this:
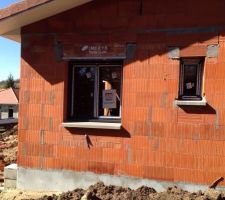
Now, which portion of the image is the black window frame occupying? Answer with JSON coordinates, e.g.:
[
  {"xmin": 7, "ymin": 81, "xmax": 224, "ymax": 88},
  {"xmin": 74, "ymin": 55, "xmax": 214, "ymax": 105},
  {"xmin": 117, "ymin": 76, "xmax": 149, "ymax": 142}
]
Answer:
[
  {"xmin": 178, "ymin": 58, "xmax": 204, "ymax": 101},
  {"xmin": 67, "ymin": 60, "xmax": 123, "ymax": 123}
]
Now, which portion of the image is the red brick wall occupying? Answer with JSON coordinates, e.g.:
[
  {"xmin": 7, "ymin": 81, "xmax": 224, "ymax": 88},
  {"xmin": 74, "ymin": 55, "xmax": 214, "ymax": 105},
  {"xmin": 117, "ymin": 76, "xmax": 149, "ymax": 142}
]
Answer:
[{"xmin": 18, "ymin": 0, "xmax": 225, "ymax": 185}]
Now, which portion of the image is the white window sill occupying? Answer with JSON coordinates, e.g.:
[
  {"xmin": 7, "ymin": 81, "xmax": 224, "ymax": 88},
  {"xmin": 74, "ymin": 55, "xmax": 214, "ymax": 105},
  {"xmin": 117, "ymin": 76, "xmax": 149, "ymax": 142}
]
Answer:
[
  {"xmin": 62, "ymin": 122, "xmax": 121, "ymax": 130},
  {"xmin": 174, "ymin": 97, "xmax": 207, "ymax": 106}
]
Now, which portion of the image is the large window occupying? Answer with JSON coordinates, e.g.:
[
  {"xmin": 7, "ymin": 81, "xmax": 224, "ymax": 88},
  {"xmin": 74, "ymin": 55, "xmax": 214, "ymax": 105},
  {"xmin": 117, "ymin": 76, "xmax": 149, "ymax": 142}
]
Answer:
[
  {"xmin": 179, "ymin": 58, "xmax": 204, "ymax": 100},
  {"xmin": 68, "ymin": 62, "xmax": 122, "ymax": 122}
]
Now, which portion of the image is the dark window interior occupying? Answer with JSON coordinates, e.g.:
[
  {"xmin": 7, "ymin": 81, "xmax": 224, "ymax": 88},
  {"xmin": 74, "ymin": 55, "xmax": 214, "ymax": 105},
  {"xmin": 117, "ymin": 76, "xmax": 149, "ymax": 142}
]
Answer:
[
  {"xmin": 8, "ymin": 108, "xmax": 13, "ymax": 118},
  {"xmin": 179, "ymin": 58, "xmax": 204, "ymax": 100},
  {"xmin": 183, "ymin": 64, "xmax": 197, "ymax": 97},
  {"xmin": 73, "ymin": 67, "xmax": 95, "ymax": 120},
  {"xmin": 68, "ymin": 61, "xmax": 122, "ymax": 122}
]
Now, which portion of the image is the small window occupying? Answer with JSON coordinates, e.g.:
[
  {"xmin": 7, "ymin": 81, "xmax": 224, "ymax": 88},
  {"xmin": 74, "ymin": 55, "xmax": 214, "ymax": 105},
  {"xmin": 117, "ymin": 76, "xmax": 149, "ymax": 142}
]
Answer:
[
  {"xmin": 179, "ymin": 58, "xmax": 204, "ymax": 100},
  {"xmin": 8, "ymin": 108, "xmax": 13, "ymax": 118},
  {"xmin": 68, "ymin": 62, "xmax": 122, "ymax": 122}
]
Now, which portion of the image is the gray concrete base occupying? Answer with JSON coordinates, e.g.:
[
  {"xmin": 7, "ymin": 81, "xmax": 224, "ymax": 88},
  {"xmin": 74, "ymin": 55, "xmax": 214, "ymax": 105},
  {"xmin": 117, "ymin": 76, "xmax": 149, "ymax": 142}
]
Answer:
[
  {"xmin": 4, "ymin": 164, "xmax": 17, "ymax": 189},
  {"xmin": 17, "ymin": 167, "xmax": 214, "ymax": 192},
  {"xmin": 4, "ymin": 179, "xmax": 17, "ymax": 189}
]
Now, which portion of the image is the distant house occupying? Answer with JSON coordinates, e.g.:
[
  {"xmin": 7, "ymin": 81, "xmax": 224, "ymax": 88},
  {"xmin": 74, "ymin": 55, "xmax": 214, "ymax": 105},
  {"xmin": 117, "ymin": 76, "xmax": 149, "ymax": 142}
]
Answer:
[{"xmin": 0, "ymin": 88, "xmax": 19, "ymax": 120}]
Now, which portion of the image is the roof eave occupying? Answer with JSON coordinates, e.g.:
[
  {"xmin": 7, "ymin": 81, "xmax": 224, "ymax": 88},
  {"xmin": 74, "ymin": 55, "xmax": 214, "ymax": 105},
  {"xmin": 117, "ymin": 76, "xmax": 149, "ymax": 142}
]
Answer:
[
  {"xmin": 0, "ymin": 0, "xmax": 93, "ymax": 43},
  {"xmin": 2, "ymin": 29, "xmax": 21, "ymax": 42}
]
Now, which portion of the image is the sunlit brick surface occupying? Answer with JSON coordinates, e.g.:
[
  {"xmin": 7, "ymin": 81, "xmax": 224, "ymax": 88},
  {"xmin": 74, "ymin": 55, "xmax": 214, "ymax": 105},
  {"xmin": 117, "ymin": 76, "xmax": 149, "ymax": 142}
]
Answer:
[{"xmin": 18, "ymin": 0, "xmax": 225, "ymax": 185}]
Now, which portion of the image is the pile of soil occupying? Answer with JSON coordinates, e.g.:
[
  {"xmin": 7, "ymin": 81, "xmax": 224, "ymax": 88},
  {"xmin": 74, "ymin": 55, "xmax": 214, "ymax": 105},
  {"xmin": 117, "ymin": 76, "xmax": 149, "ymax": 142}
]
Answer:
[
  {"xmin": 0, "ymin": 124, "xmax": 18, "ymax": 187},
  {"xmin": 0, "ymin": 125, "xmax": 18, "ymax": 166},
  {"xmin": 34, "ymin": 182, "xmax": 225, "ymax": 200}
]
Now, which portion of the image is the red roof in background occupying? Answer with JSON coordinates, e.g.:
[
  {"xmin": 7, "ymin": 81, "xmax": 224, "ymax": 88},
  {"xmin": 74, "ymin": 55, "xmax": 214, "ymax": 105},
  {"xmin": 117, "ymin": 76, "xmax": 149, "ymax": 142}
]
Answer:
[
  {"xmin": 13, "ymin": 88, "xmax": 19, "ymax": 100},
  {"xmin": 0, "ymin": 88, "xmax": 19, "ymax": 105},
  {"xmin": 0, "ymin": 0, "xmax": 53, "ymax": 20}
]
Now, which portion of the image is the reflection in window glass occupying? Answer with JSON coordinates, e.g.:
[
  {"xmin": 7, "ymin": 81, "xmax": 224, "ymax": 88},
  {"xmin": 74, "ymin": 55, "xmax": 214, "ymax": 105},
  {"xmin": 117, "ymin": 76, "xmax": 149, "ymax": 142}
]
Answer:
[
  {"xmin": 70, "ymin": 64, "xmax": 122, "ymax": 121},
  {"xmin": 179, "ymin": 58, "xmax": 204, "ymax": 100},
  {"xmin": 99, "ymin": 66, "xmax": 121, "ymax": 117},
  {"xmin": 183, "ymin": 65, "xmax": 197, "ymax": 97}
]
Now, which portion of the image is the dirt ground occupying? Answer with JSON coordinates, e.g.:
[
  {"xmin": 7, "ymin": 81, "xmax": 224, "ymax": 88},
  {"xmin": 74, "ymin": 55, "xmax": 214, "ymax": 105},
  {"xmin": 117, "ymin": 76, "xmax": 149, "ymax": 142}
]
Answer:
[
  {"xmin": 1, "ymin": 182, "xmax": 225, "ymax": 200},
  {"xmin": 35, "ymin": 183, "xmax": 225, "ymax": 200},
  {"xmin": 0, "ymin": 189, "xmax": 61, "ymax": 200},
  {"xmin": 0, "ymin": 124, "xmax": 18, "ymax": 166},
  {"xmin": 0, "ymin": 124, "xmax": 18, "ymax": 187}
]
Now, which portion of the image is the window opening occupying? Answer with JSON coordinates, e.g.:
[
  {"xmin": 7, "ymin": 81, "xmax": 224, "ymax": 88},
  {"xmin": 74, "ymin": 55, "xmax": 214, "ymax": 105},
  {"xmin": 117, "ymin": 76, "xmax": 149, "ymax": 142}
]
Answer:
[
  {"xmin": 8, "ymin": 108, "xmax": 13, "ymax": 118},
  {"xmin": 69, "ymin": 63, "xmax": 122, "ymax": 122},
  {"xmin": 179, "ymin": 58, "xmax": 204, "ymax": 100}
]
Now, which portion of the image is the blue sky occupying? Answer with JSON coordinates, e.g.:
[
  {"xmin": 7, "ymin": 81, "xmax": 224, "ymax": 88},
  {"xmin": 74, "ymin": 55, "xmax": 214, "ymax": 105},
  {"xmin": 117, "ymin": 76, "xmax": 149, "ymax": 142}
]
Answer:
[{"xmin": 0, "ymin": 0, "xmax": 21, "ymax": 81}]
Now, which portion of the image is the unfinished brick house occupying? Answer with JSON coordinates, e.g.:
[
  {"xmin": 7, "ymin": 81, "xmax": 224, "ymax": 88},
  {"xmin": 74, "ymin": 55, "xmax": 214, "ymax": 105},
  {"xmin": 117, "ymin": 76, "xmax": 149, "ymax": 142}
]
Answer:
[{"xmin": 0, "ymin": 0, "xmax": 225, "ymax": 191}]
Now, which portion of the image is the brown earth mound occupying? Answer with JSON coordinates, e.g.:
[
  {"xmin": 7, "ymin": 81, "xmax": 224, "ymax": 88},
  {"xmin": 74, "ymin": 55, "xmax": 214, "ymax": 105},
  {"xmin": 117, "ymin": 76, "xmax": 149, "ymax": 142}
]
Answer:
[
  {"xmin": 0, "ymin": 125, "xmax": 18, "ymax": 166},
  {"xmin": 33, "ymin": 182, "xmax": 225, "ymax": 200},
  {"xmin": 0, "ymin": 124, "xmax": 18, "ymax": 187}
]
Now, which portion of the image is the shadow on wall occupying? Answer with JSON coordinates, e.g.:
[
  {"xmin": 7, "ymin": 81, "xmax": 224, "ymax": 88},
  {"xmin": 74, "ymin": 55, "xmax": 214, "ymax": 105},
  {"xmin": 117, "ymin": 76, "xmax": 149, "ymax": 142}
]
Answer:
[
  {"xmin": 20, "ymin": 0, "xmax": 225, "ymax": 136},
  {"xmin": 65, "ymin": 127, "xmax": 131, "ymax": 138},
  {"xmin": 21, "ymin": 0, "xmax": 225, "ymax": 83},
  {"xmin": 179, "ymin": 104, "xmax": 216, "ymax": 115}
]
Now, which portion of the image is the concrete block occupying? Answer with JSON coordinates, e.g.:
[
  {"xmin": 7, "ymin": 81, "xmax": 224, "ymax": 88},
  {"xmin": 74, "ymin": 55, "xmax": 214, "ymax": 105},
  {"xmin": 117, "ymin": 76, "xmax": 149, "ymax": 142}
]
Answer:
[
  {"xmin": 24, "ymin": 91, "xmax": 30, "ymax": 103},
  {"xmin": 207, "ymin": 44, "xmax": 219, "ymax": 58},
  {"xmin": 54, "ymin": 41, "xmax": 63, "ymax": 62},
  {"xmin": 168, "ymin": 47, "xmax": 180, "ymax": 59},
  {"xmin": 4, "ymin": 163, "xmax": 17, "ymax": 180},
  {"xmin": 23, "ymin": 117, "xmax": 29, "ymax": 130},
  {"xmin": 4, "ymin": 179, "xmax": 17, "ymax": 189},
  {"xmin": 126, "ymin": 43, "xmax": 136, "ymax": 60}
]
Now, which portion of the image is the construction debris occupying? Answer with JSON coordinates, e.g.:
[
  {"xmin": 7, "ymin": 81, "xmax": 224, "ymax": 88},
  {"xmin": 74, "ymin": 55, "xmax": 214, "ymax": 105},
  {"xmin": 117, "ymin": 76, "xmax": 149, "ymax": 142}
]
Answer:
[
  {"xmin": 30, "ymin": 183, "xmax": 225, "ymax": 200},
  {"xmin": 0, "ymin": 125, "xmax": 18, "ymax": 188},
  {"xmin": 0, "ymin": 125, "xmax": 17, "ymax": 165}
]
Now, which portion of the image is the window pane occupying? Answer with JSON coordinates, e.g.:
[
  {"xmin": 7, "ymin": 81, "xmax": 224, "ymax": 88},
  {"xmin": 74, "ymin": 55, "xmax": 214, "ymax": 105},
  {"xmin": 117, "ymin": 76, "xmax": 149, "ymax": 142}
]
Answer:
[
  {"xmin": 183, "ymin": 64, "xmax": 197, "ymax": 97},
  {"xmin": 8, "ymin": 109, "xmax": 13, "ymax": 118},
  {"xmin": 73, "ymin": 67, "xmax": 95, "ymax": 120},
  {"xmin": 99, "ymin": 66, "xmax": 121, "ymax": 117}
]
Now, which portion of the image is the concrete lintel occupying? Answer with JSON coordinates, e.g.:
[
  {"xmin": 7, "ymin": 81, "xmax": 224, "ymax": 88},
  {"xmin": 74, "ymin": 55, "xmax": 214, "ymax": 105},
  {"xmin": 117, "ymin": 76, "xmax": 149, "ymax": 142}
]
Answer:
[
  {"xmin": 62, "ymin": 122, "xmax": 121, "ymax": 130},
  {"xmin": 17, "ymin": 167, "xmax": 214, "ymax": 192},
  {"xmin": 207, "ymin": 44, "xmax": 219, "ymax": 58},
  {"xmin": 62, "ymin": 56, "xmax": 126, "ymax": 61},
  {"xmin": 168, "ymin": 47, "xmax": 180, "ymax": 59},
  {"xmin": 174, "ymin": 97, "xmax": 207, "ymax": 106}
]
